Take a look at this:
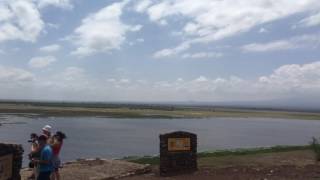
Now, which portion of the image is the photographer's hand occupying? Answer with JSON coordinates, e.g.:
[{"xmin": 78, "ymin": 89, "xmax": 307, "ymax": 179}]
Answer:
[{"xmin": 32, "ymin": 158, "xmax": 39, "ymax": 164}]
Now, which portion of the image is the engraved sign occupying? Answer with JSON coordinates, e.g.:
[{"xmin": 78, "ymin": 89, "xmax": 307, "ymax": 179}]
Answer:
[
  {"xmin": 0, "ymin": 154, "xmax": 13, "ymax": 180},
  {"xmin": 160, "ymin": 131, "xmax": 197, "ymax": 176},
  {"xmin": 168, "ymin": 138, "xmax": 191, "ymax": 151}
]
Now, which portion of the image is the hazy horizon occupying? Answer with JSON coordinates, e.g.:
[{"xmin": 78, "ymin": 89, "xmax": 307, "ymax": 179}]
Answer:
[{"xmin": 1, "ymin": 98, "xmax": 320, "ymax": 112}]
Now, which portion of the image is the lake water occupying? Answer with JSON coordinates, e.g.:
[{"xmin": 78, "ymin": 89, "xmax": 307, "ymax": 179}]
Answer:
[{"xmin": 0, "ymin": 114, "xmax": 320, "ymax": 166}]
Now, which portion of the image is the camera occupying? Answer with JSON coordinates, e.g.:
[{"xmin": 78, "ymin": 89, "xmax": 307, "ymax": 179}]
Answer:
[
  {"xmin": 29, "ymin": 161, "xmax": 35, "ymax": 168},
  {"xmin": 28, "ymin": 133, "xmax": 38, "ymax": 143}
]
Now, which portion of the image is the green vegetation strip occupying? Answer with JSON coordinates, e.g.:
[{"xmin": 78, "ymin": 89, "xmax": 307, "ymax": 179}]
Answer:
[
  {"xmin": 1, "ymin": 102, "xmax": 320, "ymax": 119},
  {"xmin": 122, "ymin": 145, "xmax": 311, "ymax": 165}
]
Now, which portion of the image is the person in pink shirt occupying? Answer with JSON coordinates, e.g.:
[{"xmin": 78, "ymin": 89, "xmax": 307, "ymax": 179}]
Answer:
[{"xmin": 50, "ymin": 131, "xmax": 66, "ymax": 180}]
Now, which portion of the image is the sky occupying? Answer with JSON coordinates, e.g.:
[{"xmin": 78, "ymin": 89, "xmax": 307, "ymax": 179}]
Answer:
[{"xmin": 0, "ymin": 0, "xmax": 320, "ymax": 106}]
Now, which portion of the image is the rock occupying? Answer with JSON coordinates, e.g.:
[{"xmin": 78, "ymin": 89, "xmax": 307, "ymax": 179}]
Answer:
[{"xmin": 0, "ymin": 143, "xmax": 24, "ymax": 180}]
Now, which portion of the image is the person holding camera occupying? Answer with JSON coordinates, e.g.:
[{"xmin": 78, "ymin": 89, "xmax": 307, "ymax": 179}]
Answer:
[
  {"xmin": 27, "ymin": 125, "xmax": 55, "ymax": 180},
  {"xmin": 28, "ymin": 133, "xmax": 39, "ymax": 180},
  {"xmin": 32, "ymin": 135, "xmax": 54, "ymax": 180}
]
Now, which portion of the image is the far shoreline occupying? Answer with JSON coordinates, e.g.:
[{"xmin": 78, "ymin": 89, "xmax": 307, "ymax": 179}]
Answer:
[{"xmin": 0, "ymin": 102, "xmax": 320, "ymax": 120}]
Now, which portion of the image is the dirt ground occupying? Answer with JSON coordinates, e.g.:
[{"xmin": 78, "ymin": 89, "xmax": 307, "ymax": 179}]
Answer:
[
  {"xmin": 21, "ymin": 159, "xmax": 151, "ymax": 180},
  {"xmin": 122, "ymin": 164, "xmax": 320, "ymax": 180},
  {"xmin": 123, "ymin": 150, "xmax": 320, "ymax": 180},
  {"xmin": 21, "ymin": 150, "xmax": 320, "ymax": 180}
]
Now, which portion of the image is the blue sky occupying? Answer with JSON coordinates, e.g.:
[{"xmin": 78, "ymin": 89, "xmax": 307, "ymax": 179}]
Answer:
[{"xmin": 0, "ymin": 0, "xmax": 320, "ymax": 104}]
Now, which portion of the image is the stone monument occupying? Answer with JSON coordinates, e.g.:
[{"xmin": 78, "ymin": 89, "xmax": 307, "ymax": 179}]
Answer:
[{"xmin": 159, "ymin": 131, "xmax": 197, "ymax": 176}]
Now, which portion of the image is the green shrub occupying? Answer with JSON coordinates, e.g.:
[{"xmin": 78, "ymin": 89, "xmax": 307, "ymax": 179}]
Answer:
[{"xmin": 310, "ymin": 137, "xmax": 320, "ymax": 161}]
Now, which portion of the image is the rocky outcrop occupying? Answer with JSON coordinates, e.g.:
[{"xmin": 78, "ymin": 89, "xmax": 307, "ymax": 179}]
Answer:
[{"xmin": 0, "ymin": 143, "xmax": 24, "ymax": 180}]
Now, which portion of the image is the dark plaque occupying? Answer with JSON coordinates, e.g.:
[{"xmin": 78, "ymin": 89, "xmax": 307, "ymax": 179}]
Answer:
[{"xmin": 159, "ymin": 131, "xmax": 197, "ymax": 176}]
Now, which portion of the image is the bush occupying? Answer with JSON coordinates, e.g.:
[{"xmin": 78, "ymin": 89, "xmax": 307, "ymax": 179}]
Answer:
[{"xmin": 310, "ymin": 137, "xmax": 320, "ymax": 161}]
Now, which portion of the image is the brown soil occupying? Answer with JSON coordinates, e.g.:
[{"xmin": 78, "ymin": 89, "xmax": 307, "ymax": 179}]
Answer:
[
  {"xmin": 123, "ymin": 165, "xmax": 320, "ymax": 180},
  {"xmin": 123, "ymin": 150, "xmax": 320, "ymax": 180},
  {"xmin": 20, "ymin": 159, "xmax": 151, "ymax": 180},
  {"xmin": 21, "ymin": 150, "xmax": 320, "ymax": 180}
]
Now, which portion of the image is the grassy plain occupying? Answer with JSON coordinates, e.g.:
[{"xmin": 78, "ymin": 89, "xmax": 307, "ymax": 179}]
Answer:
[
  {"xmin": 0, "ymin": 102, "xmax": 320, "ymax": 120},
  {"xmin": 122, "ymin": 145, "xmax": 312, "ymax": 165}
]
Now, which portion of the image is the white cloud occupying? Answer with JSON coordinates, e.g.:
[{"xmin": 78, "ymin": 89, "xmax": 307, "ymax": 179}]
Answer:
[
  {"xmin": 259, "ymin": 28, "xmax": 268, "ymax": 33},
  {"xmin": 0, "ymin": 0, "xmax": 44, "ymax": 43},
  {"xmin": 39, "ymin": 44, "xmax": 61, "ymax": 52},
  {"xmin": 134, "ymin": 0, "xmax": 152, "ymax": 13},
  {"xmin": 138, "ymin": 61, "xmax": 320, "ymax": 102},
  {"xmin": 258, "ymin": 61, "xmax": 320, "ymax": 96},
  {"xmin": 141, "ymin": 0, "xmax": 320, "ymax": 57},
  {"xmin": 150, "ymin": 61, "xmax": 320, "ymax": 101},
  {"xmin": 106, "ymin": 77, "xmax": 132, "ymax": 89},
  {"xmin": 242, "ymin": 41, "xmax": 294, "ymax": 52},
  {"xmin": 29, "ymin": 66, "xmax": 91, "ymax": 100},
  {"xmin": 242, "ymin": 33, "xmax": 320, "ymax": 52},
  {"xmin": 194, "ymin": 76, "xmax": 208, "ymax": 82},
  {"xmin": 60, "ymin": 67, "xmax": 85, "ymax": 81},
  {"xmin": 0, "ymin": 0, "xmax": 73, "ymax": 44},
  {"xmin": 29, "ymin": 56, "xmax": 56, "ymax": 68},
  {"xmin": 153, "ymin": 42, "xmax": 190, "ymax": 58},
  {"xmin": 2, "ymin": 61, "xmax": 320, "ymax": 104},
  {"xmin": 299, "ymin": 12, "xmax": 320, "ymax": 27},
  {"xmin": 130, "ymin": 24, "xmax": 143, "ymax": 32},
  {"xmin": 182, "ymin": 52, "xmax": 223, "ymax": 59},
  {"xmin": 43, "ymin": 67, "xmax": 86, "ymax": 87},
  {"xmin": 70, "ymin": 1, "xmax": 142, "ymax": 57},
  {"xmin": 145, "ymin": 1, "xmax": 171, "ymax": 25},
  {"xmin": 0, "ymin": 65, "xmax": 34, "ymax": 82},
  {"xmin": 37, "ymin": 0, "xmax": 73, "ymax": 9},
  {"xmin": 177, "ymin": 78, "xmax": 183, "ymax": 82}
]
